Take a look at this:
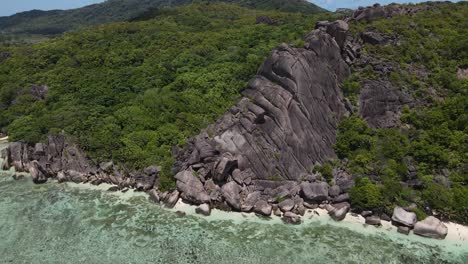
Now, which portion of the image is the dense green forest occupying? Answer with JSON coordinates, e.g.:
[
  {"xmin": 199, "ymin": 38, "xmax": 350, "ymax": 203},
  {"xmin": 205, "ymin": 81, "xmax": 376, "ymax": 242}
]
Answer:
[
  {"xmin": 335, "ymin": 2, "xmax": 467, "ymax": 223},
  {"xmin": 0, "ymin": 3, "xmax": 334, "ymax": 188},
  {"xmin": 0, "ymin": 0, "xmax": 325, "ymax": 36}
]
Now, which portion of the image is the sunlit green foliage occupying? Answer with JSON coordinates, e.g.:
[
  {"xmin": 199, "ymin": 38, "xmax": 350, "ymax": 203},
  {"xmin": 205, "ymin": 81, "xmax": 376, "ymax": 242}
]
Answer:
[
  {"xmin": 0, "ymin": 0, "xmax": 326, "ymax": 36},
  {"xmin": 341, "ymin": 2, "xmax": 467, "ymax": 223}
]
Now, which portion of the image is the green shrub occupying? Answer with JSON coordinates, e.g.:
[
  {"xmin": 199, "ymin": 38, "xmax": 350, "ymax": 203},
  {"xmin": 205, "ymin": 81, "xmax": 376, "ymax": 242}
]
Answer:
[
  {"xmin": 349, "ymin": 177, "xmax": 382, "ymax": 211},
  {"xmin": 313, "ymin": 163, "xmax": 333, "ymax": 182}
]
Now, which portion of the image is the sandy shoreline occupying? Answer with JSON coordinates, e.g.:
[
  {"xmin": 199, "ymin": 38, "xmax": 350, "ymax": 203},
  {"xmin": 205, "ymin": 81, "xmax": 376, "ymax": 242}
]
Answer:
[
  {"xmin": 171, "ymin": 199, "xmax": 468, "ymax": 242},
  {"xmin": 2, "ymin": 151, "xmax": 467, "ymax": 248},
  {"xmin": 63, "ymin": 180, "xmax": 468, "ymax": 244}
]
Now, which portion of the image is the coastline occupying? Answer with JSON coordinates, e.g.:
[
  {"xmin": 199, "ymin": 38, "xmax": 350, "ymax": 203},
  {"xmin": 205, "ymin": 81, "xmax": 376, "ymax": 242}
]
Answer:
[
  {"xmin": 1, "ymin": 138, "xmax": 467, "ymax": 249},
  {"xmin": 62, "ymin": 180, "xmax": 468, "ymax": 246}
]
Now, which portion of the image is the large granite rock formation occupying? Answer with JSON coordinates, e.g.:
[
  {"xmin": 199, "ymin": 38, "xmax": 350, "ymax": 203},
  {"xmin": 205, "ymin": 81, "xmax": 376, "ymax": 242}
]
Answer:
[
  {"xmin": 162, "ymin": 21, "xmax": 354, "ymax": 219},
  {"xmin": 174, "ymin": 24, "xmax": 350, "ymax": 184}
]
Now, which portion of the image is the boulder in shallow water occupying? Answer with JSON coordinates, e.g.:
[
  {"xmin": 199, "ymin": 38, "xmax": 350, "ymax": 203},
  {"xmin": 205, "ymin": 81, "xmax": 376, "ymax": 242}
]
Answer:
[
  {"xmin": 397, "ymin": 226, "xmax": 410, "ymax": 235},
  {"xmin": 163, "ymin": 191, "xmax": 179, "ymax": 209},
  {"xmin": 413, "ymin": 216, "xmax": 448, "ymax": 240},
  {"xmin": 282, "ymin": 212, "xmax": 301, "ymax": 225},
  {"xmin": 175, "ymin": 211, "xmax": 186, "ymax": 217},
  {"xmin": 391, "ymin": 206, "xmax": 417, "ymax": 227},
  {"xmin": 195, "ymin": 203, "xmax": 211, "ymax": 216},
  {"xmin": 107, "ymin": 186, "xmax": 120, "ymax": 192},
  {"xmin": 148, "ymin": 189, "xmax": 160, "ymax": 203},
  {"xmin": 57, "ymin": 171, "xmax": 67, "ymax": 183},
  {"xmin": 28, "ymin": 161, "xmax": 47, "ymax": 184}
]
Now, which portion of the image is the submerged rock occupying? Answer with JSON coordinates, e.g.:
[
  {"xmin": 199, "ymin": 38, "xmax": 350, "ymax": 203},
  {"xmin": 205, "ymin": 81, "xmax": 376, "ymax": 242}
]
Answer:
[
  {"xmin": 195, "ymin": 203, "xmax": 211, "ymax": 216},
  {"xmin": 413, "ymin": 216, "xmax": 448, "ymax": 239},
  {"xmin": 175, "ymin": 211, "xmax": 186, "ymax": 217},
  {"xmin": 282, "ymin": 212, "xmax": 301, "ymax": 225},
  {"xmin": 397, "ymin": 226, "xmax": 410, "ymax": 235},
  {"xmin": 365, "ymin": 215, "xmax": 382, "ymax": 226}
]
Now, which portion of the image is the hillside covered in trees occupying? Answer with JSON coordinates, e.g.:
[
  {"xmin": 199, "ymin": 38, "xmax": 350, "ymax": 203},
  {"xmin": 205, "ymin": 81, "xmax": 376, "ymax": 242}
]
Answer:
[
  {"xmin": 0, "ymin": 2, "xmax": 335, "ymax": 187},
  {"xmin": 0, "ymin": 0, "xmax": 325, "ymax": 36},
  {"xmin": 334, "ymin": 2, "xmax": 467, "ymax": 223}
]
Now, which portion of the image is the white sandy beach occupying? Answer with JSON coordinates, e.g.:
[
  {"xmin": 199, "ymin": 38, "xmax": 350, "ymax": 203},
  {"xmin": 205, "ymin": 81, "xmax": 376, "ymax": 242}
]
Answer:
[{"xmin": 168, "ymin": 195, "xmax": 468, "ymax": 245}]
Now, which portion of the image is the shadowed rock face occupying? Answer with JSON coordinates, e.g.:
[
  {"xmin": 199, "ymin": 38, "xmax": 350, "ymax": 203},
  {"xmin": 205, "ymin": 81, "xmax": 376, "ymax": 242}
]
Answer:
[
  {"xmin": 175, "ymin": 28, "xmax": 350, "ymax": 182},
  {"xmin": 359, "ymin": 80, "xmax": 413, "ymax": 128}
]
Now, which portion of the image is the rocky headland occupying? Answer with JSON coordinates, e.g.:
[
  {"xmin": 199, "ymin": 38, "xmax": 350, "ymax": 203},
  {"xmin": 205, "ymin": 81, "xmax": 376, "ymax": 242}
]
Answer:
[{"xmin": 0, "ymin": 3, "xmax": 458, "ymax": 240}]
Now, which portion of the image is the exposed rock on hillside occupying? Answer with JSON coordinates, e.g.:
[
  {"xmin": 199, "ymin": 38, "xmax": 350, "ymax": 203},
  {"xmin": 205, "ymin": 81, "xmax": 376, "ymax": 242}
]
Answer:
[
  {"xmin": 174, "ymin": 25, "xmax": 350, "ymax": 183},
  {"xmin": 359, "ymin": 80, "xmax": 413, "ymax": 128},
  {"xmin": 351, "ymin": 3, "xmax": 428, "ymax": 22},
  {"xmin": 165, "ymin": 20, "xmax": 355, "ymax": 217}
]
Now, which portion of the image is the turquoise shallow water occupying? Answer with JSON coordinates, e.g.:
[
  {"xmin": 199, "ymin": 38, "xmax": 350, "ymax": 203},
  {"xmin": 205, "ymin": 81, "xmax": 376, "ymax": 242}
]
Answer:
[{"xmin": 0, "ymin": 141, "xmax": 467, "ymax": 264}]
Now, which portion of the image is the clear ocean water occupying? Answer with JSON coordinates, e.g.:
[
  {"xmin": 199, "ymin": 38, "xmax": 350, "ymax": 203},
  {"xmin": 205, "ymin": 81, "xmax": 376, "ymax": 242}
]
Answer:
[{"xmin": 1, "ymin": 141, "xmax": 467, "ymax": 264}]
